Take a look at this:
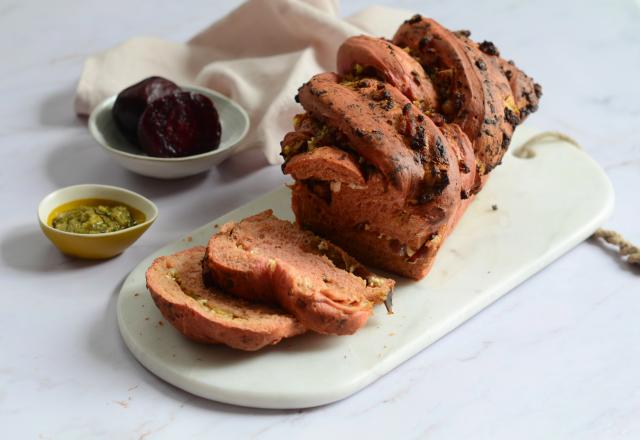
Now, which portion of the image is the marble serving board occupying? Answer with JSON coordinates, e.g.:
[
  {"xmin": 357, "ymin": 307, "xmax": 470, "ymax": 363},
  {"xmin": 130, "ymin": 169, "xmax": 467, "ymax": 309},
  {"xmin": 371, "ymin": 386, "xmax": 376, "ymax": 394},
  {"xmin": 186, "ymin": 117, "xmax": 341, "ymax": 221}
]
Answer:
[{"xmin": 117, "ymin": 127, "xmax": 613, "ymax": 409}]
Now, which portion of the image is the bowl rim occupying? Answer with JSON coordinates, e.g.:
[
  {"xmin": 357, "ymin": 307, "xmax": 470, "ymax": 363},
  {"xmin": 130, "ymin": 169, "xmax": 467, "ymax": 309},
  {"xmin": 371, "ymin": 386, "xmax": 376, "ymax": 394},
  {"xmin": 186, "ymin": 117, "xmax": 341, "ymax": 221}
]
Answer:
[
  {"xmin": 38, "ymin": 184, "xmax": 159, "ymax": 238},
  {"xmin": 88, "ymin": 84, "xmax": 250, "ymax": 163}
]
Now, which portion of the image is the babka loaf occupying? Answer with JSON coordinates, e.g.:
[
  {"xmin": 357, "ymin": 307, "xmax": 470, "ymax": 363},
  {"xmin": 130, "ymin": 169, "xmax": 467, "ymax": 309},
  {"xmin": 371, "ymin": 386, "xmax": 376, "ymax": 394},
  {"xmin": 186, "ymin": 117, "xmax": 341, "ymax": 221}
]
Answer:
[
  {"xmin": 281, "ymin": 15, "xmax": 541, "ymax": 279},
  {"xmin": 203, "ymin": 210, "xmax": 394, "ymax": 335}
]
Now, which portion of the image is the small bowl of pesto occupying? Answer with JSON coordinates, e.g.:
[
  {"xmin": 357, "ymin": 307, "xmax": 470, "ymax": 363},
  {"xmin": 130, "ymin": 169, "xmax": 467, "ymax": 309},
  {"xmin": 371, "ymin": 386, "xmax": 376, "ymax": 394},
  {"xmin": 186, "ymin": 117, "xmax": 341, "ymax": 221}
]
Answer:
[{"xmin": 38, "ymin": 184, "xmax": 158, "ymax": 259}]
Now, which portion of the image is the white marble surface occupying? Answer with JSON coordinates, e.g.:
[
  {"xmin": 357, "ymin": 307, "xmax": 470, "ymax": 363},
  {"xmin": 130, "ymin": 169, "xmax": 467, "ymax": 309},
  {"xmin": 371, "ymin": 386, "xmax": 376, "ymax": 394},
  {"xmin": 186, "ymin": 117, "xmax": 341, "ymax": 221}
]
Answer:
[{"xmin": 1, "ymin": 0, "xmax": 638, "ymax": 438}]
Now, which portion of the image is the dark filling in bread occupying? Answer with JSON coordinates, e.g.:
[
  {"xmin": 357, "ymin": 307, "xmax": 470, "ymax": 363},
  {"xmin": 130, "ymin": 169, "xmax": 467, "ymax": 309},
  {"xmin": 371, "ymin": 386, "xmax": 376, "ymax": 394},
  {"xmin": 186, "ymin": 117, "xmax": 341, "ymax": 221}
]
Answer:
[
  {"xmin": 339, "ymin": 63, "xmax": 385, "ymax": 85},
  {"xmin": 304, "ymin": 179, "xmax": 332, "ymax": 204},
  {"xmin": 281, "ymin": 112, "xmax": 377, "ymax": 179},
  {"xmin": 398, "ymin": 44, "xmax": 464, "ymax": 125}
]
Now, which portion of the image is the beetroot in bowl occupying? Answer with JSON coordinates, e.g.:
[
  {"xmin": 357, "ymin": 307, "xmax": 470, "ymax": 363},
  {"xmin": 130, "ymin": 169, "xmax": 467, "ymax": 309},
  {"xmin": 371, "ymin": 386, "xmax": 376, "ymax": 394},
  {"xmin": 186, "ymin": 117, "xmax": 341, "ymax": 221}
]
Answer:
[
  {"xmin": 112, "ymin": 76, "xmax": 179, "ymax": 143},
  {"xmin": 138, "ymin": 91, "xmax": 222, "ymax": 158},
  {"xmin": 89, "ymin": 84, "xmax": 249, "ymax": 179},
  {"xmin": 111, "ymin": 77, "xmax": 222, "ymax": 158}
]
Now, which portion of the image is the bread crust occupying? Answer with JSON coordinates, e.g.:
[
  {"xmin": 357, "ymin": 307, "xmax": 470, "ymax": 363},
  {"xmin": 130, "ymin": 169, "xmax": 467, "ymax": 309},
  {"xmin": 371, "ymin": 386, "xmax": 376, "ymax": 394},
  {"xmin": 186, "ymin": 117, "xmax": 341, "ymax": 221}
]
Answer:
[
  {"xmin": 337, "ymin": 35, "xmax": 439, "ymax": 109},
  {"xmin": 281, "ymin": 15, "xmax": 539, "ymax": 280},
  {"xmin": 393, "ymin": 15, "xmax": 540, "ymax": 174},
  {"xmin": 298, "ymin": 73, "xmax": 463, "ymax": 203},
  {"xmin": 284, "ymin": 146, "xmax": 365, "ymax": 185},
  {"xmin": 146, "ymin": 246, "xmax": 305, "ymax": 351}
]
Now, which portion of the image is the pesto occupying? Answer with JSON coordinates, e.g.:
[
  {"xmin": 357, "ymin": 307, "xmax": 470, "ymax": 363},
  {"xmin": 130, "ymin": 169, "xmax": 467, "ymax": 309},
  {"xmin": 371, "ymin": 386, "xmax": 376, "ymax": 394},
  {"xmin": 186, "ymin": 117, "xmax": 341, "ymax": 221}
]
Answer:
[{"xmin": 51, "ymin": 204, "xmax": 137, "ymax": 234}]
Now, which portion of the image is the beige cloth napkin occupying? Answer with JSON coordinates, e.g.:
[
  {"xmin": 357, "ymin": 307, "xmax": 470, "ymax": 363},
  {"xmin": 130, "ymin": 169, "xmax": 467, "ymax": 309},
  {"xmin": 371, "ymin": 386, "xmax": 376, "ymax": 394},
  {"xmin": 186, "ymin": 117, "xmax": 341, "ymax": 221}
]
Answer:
[{"xmin": 75, "ymin": 0, "xmax": 411, "ymax": 164}]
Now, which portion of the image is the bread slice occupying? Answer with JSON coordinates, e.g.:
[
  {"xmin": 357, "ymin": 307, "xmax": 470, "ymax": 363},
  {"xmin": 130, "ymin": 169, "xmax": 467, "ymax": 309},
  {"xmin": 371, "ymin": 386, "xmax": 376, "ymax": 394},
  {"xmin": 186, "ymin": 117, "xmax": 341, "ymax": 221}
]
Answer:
[
  {"xmin": 146, "ymin": 246, "xmax": 305, "ymax": 351},
  {"xmin": 203, "ymin": 210, "xmax": 394, "ymax": 336}
]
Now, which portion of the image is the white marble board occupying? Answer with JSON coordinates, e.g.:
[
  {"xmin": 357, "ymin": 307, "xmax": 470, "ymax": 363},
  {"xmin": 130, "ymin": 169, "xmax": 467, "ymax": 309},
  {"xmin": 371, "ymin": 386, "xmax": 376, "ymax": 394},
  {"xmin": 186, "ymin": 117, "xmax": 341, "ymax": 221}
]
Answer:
[{"xmin": 117, "ymin": 127, "xmax": 614, "ymax": 409}]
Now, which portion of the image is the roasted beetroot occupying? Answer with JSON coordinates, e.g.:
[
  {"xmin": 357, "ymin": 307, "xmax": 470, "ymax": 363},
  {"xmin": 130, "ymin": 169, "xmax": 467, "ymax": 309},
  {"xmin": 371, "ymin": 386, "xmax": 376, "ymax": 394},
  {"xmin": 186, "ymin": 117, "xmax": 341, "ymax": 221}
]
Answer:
[
  {"xmin": 112, "ymin": 76, "xmax": 179, "ymax": 143},
  {"xmin": 138, "ymin": 91, "xmax": 222, "ymax": 158}
]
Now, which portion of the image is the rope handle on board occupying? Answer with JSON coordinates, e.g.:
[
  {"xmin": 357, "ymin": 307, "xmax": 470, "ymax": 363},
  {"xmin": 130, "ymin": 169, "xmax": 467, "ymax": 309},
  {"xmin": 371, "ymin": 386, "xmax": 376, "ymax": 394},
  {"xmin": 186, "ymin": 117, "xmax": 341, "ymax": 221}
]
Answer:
[{"xmin": 513, "ymin": 131, "xmax": 640, "ymax": 267}]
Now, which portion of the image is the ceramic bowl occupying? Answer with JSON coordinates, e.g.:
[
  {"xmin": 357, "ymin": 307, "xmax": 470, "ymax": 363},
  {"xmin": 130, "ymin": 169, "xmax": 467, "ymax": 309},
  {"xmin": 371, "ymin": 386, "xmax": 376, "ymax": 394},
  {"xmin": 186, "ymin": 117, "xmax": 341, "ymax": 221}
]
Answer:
[
  {"xmin": 38, "ymin": 184, "xmax": 158, "ymax": 259},
  {"xmin": 88, "ymin": 85, "xmax": 250, "ymax": 179}
]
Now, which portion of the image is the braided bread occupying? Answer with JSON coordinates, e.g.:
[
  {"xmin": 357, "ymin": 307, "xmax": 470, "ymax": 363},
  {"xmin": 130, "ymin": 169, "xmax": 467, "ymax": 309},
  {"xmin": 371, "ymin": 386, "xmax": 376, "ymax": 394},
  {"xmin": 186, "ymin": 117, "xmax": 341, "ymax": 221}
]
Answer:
[{"xmin": 281, "ymin": 15, "xmax": 541, "ymax": 280}]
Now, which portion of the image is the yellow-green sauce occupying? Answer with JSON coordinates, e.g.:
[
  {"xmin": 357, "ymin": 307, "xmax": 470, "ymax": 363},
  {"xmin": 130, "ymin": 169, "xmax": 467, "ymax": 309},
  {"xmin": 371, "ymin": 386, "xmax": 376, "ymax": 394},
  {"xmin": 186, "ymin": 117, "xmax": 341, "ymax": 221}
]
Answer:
[{"xmin": 48, "ymin": 198, "xmax": 145, "ymax": 234}]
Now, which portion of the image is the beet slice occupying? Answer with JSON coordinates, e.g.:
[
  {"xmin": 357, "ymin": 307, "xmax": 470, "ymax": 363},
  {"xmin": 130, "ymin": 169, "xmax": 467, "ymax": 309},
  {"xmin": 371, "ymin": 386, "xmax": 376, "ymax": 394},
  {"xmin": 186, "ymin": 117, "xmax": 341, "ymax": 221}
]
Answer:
[
  {"xmin": 112, "ymin": 76, "xmax": 179, "ymax": 143},
  {"xmin": 137, "ymin": 91, "xmax": 222, "ymax": 158}
]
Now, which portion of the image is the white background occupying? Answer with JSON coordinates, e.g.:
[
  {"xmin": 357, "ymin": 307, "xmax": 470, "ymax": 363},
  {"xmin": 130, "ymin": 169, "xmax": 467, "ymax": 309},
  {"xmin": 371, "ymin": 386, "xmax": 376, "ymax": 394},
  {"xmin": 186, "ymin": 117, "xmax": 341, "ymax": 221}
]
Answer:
[{"xmin": 1, "ymin": 0, "xmax": 639, "ymax": 438}]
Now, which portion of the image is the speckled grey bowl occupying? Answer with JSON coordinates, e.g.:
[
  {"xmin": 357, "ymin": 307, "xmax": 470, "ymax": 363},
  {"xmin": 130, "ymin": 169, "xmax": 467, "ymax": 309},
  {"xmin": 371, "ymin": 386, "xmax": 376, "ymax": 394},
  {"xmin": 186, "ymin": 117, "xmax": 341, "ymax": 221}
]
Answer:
[{"xmin": 89, "ymin": 85, "xmax": 250, "ymax": 179}]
